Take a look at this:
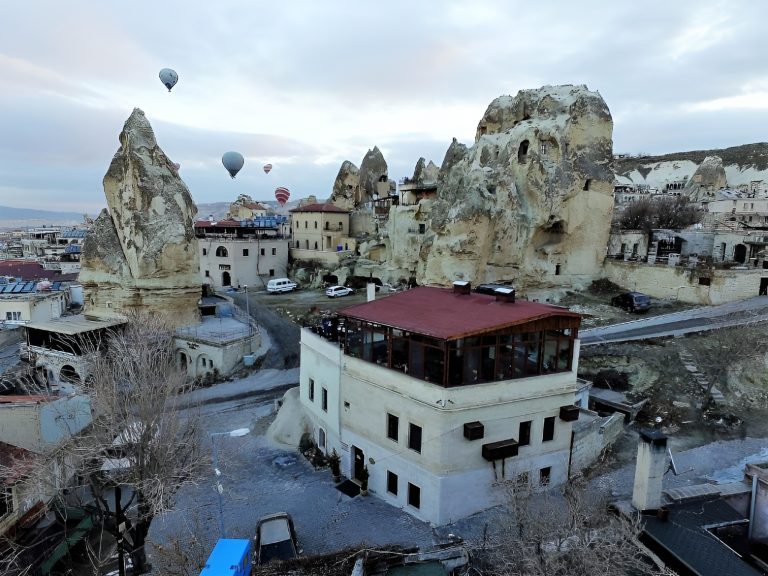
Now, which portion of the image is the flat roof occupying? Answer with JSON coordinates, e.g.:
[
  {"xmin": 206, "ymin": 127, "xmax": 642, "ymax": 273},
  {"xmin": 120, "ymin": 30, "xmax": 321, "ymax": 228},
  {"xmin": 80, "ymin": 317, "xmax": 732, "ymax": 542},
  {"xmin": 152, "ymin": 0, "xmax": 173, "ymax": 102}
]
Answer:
[
  {"xmin": 339, "ymin": 286, "xmax": 580, "ymax": 340},
  {"xmin": 26, "ymin": 314, "xmax": 126, "ymax": 335},
  {"xmin": 200, "ymin": 539, "xmax": 251, "ymax": 574}
]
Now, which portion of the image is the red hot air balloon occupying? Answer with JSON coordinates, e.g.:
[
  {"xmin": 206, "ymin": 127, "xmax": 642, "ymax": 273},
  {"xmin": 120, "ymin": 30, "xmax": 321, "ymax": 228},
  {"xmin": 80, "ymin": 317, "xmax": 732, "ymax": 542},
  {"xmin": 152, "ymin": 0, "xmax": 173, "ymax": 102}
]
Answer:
[
  {"xmin": 263, "ymin": 163, "xmax": 273, "ymax": 174},
  {"xmin": 274, "ymin": 187, "xmax": 290, "ymax": 207}
]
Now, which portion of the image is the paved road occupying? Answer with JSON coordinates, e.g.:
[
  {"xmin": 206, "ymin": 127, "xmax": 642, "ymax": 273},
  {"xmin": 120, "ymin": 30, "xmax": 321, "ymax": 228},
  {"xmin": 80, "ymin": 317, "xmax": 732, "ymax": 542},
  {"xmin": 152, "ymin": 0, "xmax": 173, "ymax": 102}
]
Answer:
[{"xmin": 581, "ymin": 296, "xmax": 768, "ymax": 346}]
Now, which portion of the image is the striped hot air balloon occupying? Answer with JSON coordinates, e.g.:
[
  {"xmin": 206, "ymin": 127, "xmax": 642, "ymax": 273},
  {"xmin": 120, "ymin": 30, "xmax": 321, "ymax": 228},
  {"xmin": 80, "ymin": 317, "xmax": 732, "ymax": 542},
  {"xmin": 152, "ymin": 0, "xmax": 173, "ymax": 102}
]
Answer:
[
  {"xmin": 263, "ymin": 163, "xmax": 273, "ymax": 174},
  {"xmin": 274, "ymin": 187, "xmax": 290, "ymax": 207}
]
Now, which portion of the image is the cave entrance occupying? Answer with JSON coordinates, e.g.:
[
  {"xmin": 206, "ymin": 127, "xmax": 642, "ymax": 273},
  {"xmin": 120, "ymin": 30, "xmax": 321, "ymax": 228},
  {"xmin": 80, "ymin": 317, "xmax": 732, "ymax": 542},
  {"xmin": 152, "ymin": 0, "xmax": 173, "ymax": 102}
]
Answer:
[{"xmin": 518, "ymin": 140, "xmax": 529, "ymax": 164}]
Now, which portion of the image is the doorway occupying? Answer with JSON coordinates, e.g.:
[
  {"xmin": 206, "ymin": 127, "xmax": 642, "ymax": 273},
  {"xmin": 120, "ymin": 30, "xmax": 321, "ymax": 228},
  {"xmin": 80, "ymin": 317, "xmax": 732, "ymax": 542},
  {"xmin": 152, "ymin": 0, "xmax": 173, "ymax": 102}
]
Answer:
[
  {"xmin": 352, "ymin": 446, "xmax": 365, "ymax": 481},
  {"xmin": 222, "ymin": 271, "xmax": 231, "ymax": 286},
  {"xmin": 760, "ymin": 278, "xmax": 768, "ymax": 296},
  {"xmin": 734, "ymin": 244, "xmax": 747, "ymax": 264}
]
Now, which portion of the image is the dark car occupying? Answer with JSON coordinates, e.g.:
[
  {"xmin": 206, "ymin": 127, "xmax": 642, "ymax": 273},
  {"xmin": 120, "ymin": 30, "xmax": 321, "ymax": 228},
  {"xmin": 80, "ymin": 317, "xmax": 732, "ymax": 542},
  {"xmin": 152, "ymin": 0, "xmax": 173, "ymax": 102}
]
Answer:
[
  {"xmin": 610, "ymin": 291, "xmax": 651, "ymax": 313},
  {"xmin": 475, "ymin": 283, "xmax": 515, "ymax": 296},
  {"xmin": 254, "ymin": 512, "xmax": 299, "ymax": 565}
]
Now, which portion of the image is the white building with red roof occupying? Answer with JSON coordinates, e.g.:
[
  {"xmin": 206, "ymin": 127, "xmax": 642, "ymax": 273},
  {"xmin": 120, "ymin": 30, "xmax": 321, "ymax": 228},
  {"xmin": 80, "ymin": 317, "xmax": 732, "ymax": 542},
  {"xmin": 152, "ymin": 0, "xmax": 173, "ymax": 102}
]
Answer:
[{"xmin": 298, "ymin": 283, "xmax": 588, "ymax": 524}]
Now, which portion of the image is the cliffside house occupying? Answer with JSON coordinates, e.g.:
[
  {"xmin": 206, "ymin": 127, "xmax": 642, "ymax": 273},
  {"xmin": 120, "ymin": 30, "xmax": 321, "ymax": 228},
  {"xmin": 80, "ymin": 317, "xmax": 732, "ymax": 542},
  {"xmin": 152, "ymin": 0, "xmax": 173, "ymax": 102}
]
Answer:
[
  {"xmin": 299, "ymin": 283, "xmax": 584, "ymax": 525},
  {"xmin": 289, "ymin": 203, "xmax": 354, "ymax": 264},
  {"xmin": 195, "ymin": 216, "xmax": 289, "ymax": 289}
]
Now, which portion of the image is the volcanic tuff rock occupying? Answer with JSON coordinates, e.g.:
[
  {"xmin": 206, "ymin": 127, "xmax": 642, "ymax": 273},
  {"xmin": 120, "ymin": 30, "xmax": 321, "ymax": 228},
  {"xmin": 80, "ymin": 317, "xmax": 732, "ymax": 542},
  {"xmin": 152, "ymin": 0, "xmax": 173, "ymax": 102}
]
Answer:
[
  {"xmin": 412, "ymin": 85, "xmax": 614, "ymax": 288},
  {"xmin": 329, "ymin": 160, "xmax": 360, "ymax": 210},
  {"xmin": 79, "ymin": 108, "xmax": 201, "ymax": 326},
  {"xmin": 358, "ymin": 146, "xmax": 389, "ymax": 201},
  {"xmin": 614, "ymin": 143, "xmax": 768, "ymax": 195},
  {"xmin": 684, "ymin": 156, "xmax": 727, "ymax": 201},
  {"xmin": 411, "ymin": 157, "xmax": 439, "ymax": 186}
]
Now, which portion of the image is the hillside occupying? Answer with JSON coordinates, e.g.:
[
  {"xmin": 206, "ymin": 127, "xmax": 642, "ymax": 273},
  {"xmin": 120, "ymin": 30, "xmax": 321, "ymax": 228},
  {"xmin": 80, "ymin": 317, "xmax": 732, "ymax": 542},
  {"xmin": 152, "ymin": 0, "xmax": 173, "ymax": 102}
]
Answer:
[{"xmin": 0, "ymin": 205, "xmax": 87, "ymax": 229}]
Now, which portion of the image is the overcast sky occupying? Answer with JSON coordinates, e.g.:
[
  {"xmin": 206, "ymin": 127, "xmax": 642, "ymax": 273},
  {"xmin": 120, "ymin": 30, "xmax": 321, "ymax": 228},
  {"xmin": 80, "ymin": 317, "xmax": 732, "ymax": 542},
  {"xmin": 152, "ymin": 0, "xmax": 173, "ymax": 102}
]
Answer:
[{"xmin": 1, "ymin": 0, "xmax": 767, "ymax": 213}]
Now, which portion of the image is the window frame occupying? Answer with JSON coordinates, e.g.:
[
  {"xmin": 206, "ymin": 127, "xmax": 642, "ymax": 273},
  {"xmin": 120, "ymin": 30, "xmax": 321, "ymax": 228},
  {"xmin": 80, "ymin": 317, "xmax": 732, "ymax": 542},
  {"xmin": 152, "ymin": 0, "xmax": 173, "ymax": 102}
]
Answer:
[
  {"xmin": 542, "ymin": 416, "xmax": 555, "ymax": 442},
  {"xmin": 518, "ymin": 420, "xmax": 532, "ymax": 446},
  {"xmin": 387, "ymin": 471, "xmax": 398, "ymax": 495},
  {"xmin": 308, "ymin": 378, "xmax": 315, "ymax": 401},
  {"xmin": 408, "ymin": 423, "xmax": 422, "ymax": 453},
  {"xmin": 387, "ymin": 413, "xmax": 399, "ymax": 442},
  {"xmin": 407, "ymin": 482, "xmax": 421, "ymax": 509},
  {"xmin": 321, "ymin": 387, "xmax": 328, "ymax": 412}
]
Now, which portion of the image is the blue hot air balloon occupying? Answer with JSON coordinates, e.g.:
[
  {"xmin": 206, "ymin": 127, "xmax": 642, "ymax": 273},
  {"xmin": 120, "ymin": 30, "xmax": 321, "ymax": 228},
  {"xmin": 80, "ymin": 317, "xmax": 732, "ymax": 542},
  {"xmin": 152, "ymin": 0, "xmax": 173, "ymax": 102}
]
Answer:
[
  {"xmin": 159, "ymin": 68, "xmax": 178, "ymax": 92},
  {"xmin": 222, "ymin": 151, "xmax": 245, "ymax": 179}
]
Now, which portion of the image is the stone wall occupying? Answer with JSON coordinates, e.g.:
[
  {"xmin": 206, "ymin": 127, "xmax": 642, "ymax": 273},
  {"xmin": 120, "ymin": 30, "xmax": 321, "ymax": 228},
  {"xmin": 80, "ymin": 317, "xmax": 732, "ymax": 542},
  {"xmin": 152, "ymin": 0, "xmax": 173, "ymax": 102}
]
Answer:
[
  {"xmin": 571, "ymin": 410, "xmax": 625, "ymax": 474},
  {"xmin": 602, "ymin": 260, "xmax": 766, "ymax": 304}
]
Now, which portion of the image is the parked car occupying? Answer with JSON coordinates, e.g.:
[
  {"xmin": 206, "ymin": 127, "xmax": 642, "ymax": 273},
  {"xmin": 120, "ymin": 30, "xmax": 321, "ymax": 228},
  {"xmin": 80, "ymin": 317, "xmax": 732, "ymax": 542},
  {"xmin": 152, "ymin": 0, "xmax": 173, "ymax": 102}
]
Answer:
[
  {"xmin": 610, "ymin": 291, "xmax": 651, "ymax": 313},
  {"xmin": 475, "ymin": 283, "xmax": 514, "ymax": 295},
  {"xmin": 326, "ymin": 285, "xmax": 354, "ymax": 298},
  {"xmin": 254, "ymin": 512, "xmax": 299, "ymax": 565},
  {"xmin": 267, "ymin": 278, "xmax": 298, "ymax": 293}
]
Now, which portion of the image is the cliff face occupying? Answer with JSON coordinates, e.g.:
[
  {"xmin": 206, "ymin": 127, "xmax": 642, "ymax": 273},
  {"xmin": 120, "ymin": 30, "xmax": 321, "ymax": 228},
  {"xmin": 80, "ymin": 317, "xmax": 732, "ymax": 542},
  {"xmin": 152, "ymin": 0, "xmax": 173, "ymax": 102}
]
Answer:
[
  {"xmin": 79, "ymin": 108, "xmax": 201, "ymax": 326},
  {"xmin": 614, "ymin": 143, "xmax": 768, "ymax": 196},
  {"xmin": 415, "ymin": 85, "xmax": 614, "ymax": 288}
]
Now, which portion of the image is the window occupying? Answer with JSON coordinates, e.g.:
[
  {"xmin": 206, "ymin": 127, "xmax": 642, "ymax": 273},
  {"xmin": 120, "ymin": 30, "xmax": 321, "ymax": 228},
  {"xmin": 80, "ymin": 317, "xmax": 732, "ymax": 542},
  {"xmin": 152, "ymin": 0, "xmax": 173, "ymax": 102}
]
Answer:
[
  {"xmin": 314, "ymin": 221, "xmax": 318, "ymax": 229},
  {"xmin": 325, "ymin": 221, "xmax": 330, "ymax": 230},
  {"xmin": 555, "ymin": 264, "xmax": 561, "ymax": 276},
  {"xmin": 304, "ymin": 221, "xmax": 307, "ymax": 228},
  {"xmin": 5, "ymin": 312, "xmax": 21, "ymax": 321},
  {"xmin": 418, "ymin": 223, "xmax": 426, "ymax": 234},
  {"xmin": 540, "ymin": 466, "xmax": 551, "ymax": 486},
  {"xmin": 543, "ymin": 416, "xmax": 555, "ymax": 442},
  {"xmin": 408, "ymin": 423, "xmax": 422, "ymax": 453},
  {"xmin": 518, "ymin": 140, "xmax": 529, "ymax": 163},
  {"xmin": 518, "ymin": 421, "xmax": 531, "ymax": 446},
  {"xmin": 242, "ymin": 249, "xmax": 249, "ymax": 256},
  {"xmin": 204, "ymin": 270, "xmax": 210, "ymax": 277},
  {"xmin": 540, "ymin": 141, "xmax": 548, "ymax": 155},
  {"xmin": 583, "ymin": 179, "xmax": 591, "ymax": 191},
  {"xmin": 269, "ymin": 269, "xmax": 275, "ymax": 277},
  {"xmin": 314, "ymin": 241, "xmax": 318, "ymax": 250},
  {"xmin": 387, "ymin": 471, "xmax": 398, "ymax": 495},
  {"xmin": 272, "ymin": 248, "xmax": 277, "ymax": 255},
  {"xmin": 322, "ymin": 387, "xmax": 328, "ymax": 412},
  {"xmin": 202, "ymin": 248, "xmax": 207, "ymax": 255},
  {"xmin": 408, "ymin": 482, "xmax": 421, "ymax": 508},
  {"xmin": 308, "ymin": 378, "xmax": 315, "ymax": 401},
  {"xmin": 318, "ymin": 427, "xmax": 326, "ymax": 449},
  {"xmin": 215, "ymin": 246, "xmax": 228, "ymax": 257},
  {"xmin": 387, "ymin": 413, "xmax": 399, "ymax": 442},
  {"xmin": 260, "ymin": 248, "xmax": 265, "ymax": 256},
  {"xmin": 296, "ymin": 241, "xmax": 300, "ymax": 248}
]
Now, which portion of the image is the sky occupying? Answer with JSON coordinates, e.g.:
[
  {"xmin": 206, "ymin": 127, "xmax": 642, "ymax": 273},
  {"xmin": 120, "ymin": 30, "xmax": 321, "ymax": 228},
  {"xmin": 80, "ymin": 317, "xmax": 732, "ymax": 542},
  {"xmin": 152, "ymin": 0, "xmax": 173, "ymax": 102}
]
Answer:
[{"xmin": 1, "ymin": 0, "xmax": 767, "ymax": 214}]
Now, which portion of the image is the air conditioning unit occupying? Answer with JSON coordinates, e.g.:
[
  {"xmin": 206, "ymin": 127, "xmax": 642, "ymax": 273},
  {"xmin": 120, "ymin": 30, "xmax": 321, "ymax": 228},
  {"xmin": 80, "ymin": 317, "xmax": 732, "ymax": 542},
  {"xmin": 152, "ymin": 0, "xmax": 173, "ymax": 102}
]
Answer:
[
  {"xmin": 482, "ymin": 439, "xmax": 518, "ymax": 461},
  {"xmin": 463, "ymin": 421, "xmax": 484, "ymax": 441}
]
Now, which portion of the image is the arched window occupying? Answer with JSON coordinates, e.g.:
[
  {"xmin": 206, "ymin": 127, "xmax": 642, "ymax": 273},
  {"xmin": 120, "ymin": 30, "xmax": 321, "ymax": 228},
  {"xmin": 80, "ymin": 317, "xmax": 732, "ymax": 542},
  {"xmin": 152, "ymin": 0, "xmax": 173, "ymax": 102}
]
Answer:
[
  {"xmin": 215, "ymin": 246, "xmax": 228, "ymax": 257},
  {"xmin": 314, "ymin": 241, "xmax": 318, "ymax": 250},
  {"xmin": 518, "ymin": 140, "xmax": 529, "ymax": 164},
  {"xmin": 296, "ymin": 240, "xmax": 300, "ymax": 248}
]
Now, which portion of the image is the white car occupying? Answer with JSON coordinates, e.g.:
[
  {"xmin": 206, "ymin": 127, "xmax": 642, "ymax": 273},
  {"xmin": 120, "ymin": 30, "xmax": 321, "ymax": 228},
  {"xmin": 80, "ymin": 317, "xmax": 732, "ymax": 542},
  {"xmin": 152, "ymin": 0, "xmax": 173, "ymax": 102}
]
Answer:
[{"xmin": 326, "ymin": 286, "xmax": 354, "ymax": 298}]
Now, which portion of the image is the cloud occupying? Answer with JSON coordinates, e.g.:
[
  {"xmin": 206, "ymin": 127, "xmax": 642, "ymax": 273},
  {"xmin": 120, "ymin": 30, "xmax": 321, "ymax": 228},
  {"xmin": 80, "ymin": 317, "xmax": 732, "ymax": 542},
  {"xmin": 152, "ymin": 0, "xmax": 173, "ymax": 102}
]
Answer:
[{"xmin": 1, "ymin": 0, "xmax": 768, "ymax": 213}]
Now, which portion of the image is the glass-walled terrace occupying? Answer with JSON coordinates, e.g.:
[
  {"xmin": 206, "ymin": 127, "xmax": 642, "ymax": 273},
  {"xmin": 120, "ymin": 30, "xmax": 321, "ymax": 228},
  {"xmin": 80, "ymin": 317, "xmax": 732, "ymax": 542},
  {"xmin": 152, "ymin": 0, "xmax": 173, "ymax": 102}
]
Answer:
[{"xmin": 342, "ymin": 317, "xmax": 579, "ymax": 387}]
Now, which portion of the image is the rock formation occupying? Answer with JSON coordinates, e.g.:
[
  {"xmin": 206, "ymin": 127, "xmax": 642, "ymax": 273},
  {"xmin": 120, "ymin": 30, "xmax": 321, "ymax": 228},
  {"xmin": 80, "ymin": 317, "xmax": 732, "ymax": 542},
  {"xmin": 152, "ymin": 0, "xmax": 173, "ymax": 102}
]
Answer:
[
  {"xmin": 684, "ymin": 156, "xmax": 727, "ymax": 201},
  {"xmin": 614, "ymin": 143, "xmax": 768, "ymax": 195},
  {"xmin": 358, "ymin": 146, "xmax": 389, "ymax": 201},
  {"xmin": 79, "ymin": 108, "xmax": 201, "ymax": 326},
  {"xmin": 412, "ymin": 85, "xmax": 614, "ymax": 288},
  {"xmin": 329, "ymin": 160, "xmax": 360, "ymax": 210},
  {"xmin": 411, "ymin": 157, "xmax": 439, "ymax": 186}
]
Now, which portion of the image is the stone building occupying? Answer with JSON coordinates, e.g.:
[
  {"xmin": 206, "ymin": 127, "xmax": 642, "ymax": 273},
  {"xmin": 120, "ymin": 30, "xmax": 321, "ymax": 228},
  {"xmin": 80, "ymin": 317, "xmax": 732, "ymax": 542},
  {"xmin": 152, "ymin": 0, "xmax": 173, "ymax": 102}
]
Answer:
[
  {"xmin": 298, "ymin": 284, "xmax": 586, "ymax": 525},
  {"xmin": 289, "ymin": 203, "xmax": 355, "ymax": 265}
]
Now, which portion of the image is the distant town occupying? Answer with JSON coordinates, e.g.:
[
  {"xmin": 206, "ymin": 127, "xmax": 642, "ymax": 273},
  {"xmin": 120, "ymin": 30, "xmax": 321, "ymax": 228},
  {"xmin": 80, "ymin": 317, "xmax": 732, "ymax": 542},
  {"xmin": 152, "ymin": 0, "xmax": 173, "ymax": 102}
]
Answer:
[{"xmin": 2, "ymin": 88, "xmax": 768, "ymax": 576}]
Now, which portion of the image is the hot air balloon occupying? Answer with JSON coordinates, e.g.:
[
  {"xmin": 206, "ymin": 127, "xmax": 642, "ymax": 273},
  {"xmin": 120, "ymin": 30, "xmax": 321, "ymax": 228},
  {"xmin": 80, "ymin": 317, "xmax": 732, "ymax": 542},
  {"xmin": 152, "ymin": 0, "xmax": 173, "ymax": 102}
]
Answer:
[
  {"xmin": 172, "ymin": 162, "xmax": 180, "ymax": 172},
  {"xmin": 263, "ymin": 163, "xmax": 273, "ymax": 174},
  {"xmin": 274, "ymin": 187, "xmax": 290, "ymax": 207},
  {"xmin": 159, "ymin": 68, "xmax": 178, "ymax": 92},
  {"xmin": 222, "ymin": 151, "xmax": 245, "ymax": 179}
]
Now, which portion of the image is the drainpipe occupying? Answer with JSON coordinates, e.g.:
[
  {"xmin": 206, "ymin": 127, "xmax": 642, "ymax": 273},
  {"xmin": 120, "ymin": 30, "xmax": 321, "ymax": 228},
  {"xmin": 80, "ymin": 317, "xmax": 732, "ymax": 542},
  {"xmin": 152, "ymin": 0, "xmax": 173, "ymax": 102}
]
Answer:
[{"xmin": 748, "ymin": 474, "xmax": 758, "ymax": 540}]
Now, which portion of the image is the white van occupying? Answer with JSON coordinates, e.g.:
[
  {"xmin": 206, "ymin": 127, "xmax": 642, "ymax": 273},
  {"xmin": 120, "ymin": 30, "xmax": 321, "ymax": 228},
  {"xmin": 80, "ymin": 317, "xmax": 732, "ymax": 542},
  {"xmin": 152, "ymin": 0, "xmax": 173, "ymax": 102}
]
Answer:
[{"xmin": 267, "ymin": 278, "xmax": 298, "ymax": 294}]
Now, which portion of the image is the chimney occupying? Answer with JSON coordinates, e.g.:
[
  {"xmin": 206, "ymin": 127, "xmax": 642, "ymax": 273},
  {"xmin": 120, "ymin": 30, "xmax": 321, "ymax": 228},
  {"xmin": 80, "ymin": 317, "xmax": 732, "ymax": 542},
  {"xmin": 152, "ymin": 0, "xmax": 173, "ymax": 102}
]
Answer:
[
  {"xmin": 453, "ymin": 281, "xmax": 471, "ymax": 295},
  {"xmin": 632, "ymin": 429, "xmax": 668, "ymax": 511},
  {"xmin": 494, "ymin": 287, "xmax": 516, "ymax": 304}
]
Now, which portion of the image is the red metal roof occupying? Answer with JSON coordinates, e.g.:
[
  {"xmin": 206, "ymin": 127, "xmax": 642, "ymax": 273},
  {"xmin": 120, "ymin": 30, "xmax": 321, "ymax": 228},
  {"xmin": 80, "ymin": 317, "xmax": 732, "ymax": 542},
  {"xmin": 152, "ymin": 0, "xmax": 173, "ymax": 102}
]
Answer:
[
  {"xmin": 0, "ymin": 260, "xmax": 77, "ymax": 282},
  {"xmin": 243, "ymin": 202, "xmax": 267, "ymax": 210},
  {"xmin": 339, "ymin": 286, "xmax": 580, "ymax": 340},
  {"xmin": 194, "ymin": 221, "xmax": 214, "ymax": 228},
  {"xmin": 289, "ymin": 202, "xmax": 348, "ymax": 214},
  {"xmin": 0, "ymin": 395, "xmax": 55, "ymax": 404},
  {"xmin": 0, "ymin": 442, "xmax": 37, "ymax": 483}
]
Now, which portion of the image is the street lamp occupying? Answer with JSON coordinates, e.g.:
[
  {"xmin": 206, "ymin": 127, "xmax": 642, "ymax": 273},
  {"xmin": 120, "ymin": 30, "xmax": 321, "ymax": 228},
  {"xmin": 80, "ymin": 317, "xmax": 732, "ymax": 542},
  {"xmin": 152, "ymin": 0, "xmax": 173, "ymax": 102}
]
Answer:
[
  {"xmin": 210, "ymin": 427, "xmax": 250, "ymax": 538},
  {"xmin": 243, "ymin": 285, "xmax": 251, "ymax": 336}
]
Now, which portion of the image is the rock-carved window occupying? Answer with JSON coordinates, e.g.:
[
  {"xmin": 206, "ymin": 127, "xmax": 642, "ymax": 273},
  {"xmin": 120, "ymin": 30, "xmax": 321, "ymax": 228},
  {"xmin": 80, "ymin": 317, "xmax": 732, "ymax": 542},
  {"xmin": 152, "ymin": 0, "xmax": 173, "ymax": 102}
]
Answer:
[{"xmin": 518, "ymin": 140, "xmax": 529, "ymax": 164}]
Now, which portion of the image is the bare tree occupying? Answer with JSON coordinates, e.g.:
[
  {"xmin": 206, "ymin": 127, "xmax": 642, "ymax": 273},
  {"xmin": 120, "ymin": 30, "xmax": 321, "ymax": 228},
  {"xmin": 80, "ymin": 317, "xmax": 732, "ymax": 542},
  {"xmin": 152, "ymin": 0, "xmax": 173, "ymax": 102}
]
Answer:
[
  {"xmin": 618, "ymin": 197, "xmax": 701, "ymax": 233},
  {"xmin": 78, "ymin": 311, "xmax": 203, "ymax": 574},
  {"xmin": 478, "ymin": 478, "xmax": 665, "ymax": 576},
  {"xmin": 0, "ymin": 312, "xmax": 203, "ymax": 575},
  {"xmin": 618, "ymin": 198, "xmax": 656, "ymax": 233}
]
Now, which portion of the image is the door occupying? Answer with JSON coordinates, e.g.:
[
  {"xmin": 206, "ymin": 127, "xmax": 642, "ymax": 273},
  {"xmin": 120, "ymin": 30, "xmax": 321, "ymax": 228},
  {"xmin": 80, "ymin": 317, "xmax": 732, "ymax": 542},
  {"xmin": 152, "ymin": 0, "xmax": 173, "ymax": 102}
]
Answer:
[
  {"xmin": 222, "ymin": 271, "xmax": 231, "ymax": 286},
  {"xmin": 352, "ymin": 446, "xmax": 365, "ymax": 481},
  {"xmin": 734, "ymin": 244, "xmax": 747, "ymax": 263},
  {"xmin": 760, "ymin": 278, "xmax": 768, "ymax": 296}
]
